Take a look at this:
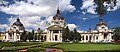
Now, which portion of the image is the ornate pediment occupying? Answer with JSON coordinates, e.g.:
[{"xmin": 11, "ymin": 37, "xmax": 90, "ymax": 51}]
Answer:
[{"xmin": 47, "ymin": 25, "xmax": 63, "ymax": 30}]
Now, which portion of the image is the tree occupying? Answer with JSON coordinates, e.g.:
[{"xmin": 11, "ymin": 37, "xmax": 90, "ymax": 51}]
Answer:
[
  {"xmin": 34, "ymin": 33, "xmax": 38, "ymax": 40},
  {"xmin": 73, "ymin": 28, "xmax": 81, "ymax": 41},
  {"xmin": 68, "ymin": 28, "xmax": 81, "ymax": 42},
  {"xmin": 94, "ymin": 0, "xmax": 117, "ymax": 17},
  {"xmin": 27, "ymin": 32, "xmax": 31, "ymax": 41},
  {"xmin": 112, "ymin": 27, "xmax": 120, "ymax": 41},
  {"xmin": 62, "ymin": 26, "xmax": 81, "ymax": 42},
  {"xmin": 62, "ymin": 26, "xmax": 70, "ymax": 41},
  {"xmin": 31, "ymin": 30, "xmax": 34, "ymax": 40},
  {"xmin": 69, "ymin": 31, "xmax": 74, "ymax": 41},
  {"xmin": 20, "ymin": 31, "xmax": 27, "ymax": 42},
  {"xmin": 95, "ymin": 0, "xmax": 106, "ymax": 17},
  {"xmin": 27, "ymin": 30, "xmax": 34, "ymax": 41},
  {"xmin": 37, "ymin": 30, "xmax": 41, "ymax": 40}
]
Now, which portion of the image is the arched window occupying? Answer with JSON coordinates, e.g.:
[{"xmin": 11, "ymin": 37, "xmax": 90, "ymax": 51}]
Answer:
[
  {"xmin": 82, "ymin": 36, "xmax": 84, "ymax": 40},
  {"xmin": 96, "ymin": 36, "xmax": 98, "ymax": 40},
  {"xmin": 86, "ymin": 36, "xmax": 88, "ymax": 40},
  {"xmin": 89, "ymin": 36, "xmax": 92, "ymax": 40},
  {"xmin": 55, "ymin": 35, "xmax": 58, "ymax": 41},
  {"xmin": 112, "ymin": 35, "xmax": 113, "ymax": 39},
  {"xmin": 104, "ymin": 33, "xmax": 108, "ymax": 39}
]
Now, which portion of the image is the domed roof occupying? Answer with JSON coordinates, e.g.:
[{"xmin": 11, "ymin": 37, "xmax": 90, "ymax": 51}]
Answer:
[
  {"xmin": 13, "ymin": 18, "xmax": 24, "ymax": 26},
  {"xmin": 53, "ymin": 8, "xmax": 64, "ymax": 20},
  {"xmin": 11, "ymin": 18, "xmax": 25, "ymax": 30},
  {"xmin": 96, "ymin": 17, "xmax": 107, "ymax": 26}
]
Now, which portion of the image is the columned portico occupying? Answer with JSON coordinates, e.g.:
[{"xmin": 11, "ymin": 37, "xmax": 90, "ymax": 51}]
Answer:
[
  {"xmin": 45, "ymin": 7, "xmax": 64, "ymax": 42},
  {"xmin": 2, "ymin": 18, "xmax": 25, "ymax": 42},
  {"xmin": 79, "ymin": 17, "xmax": 113, "ymax": 43},
  {"xmin": 0, "ymin": 6, "xmax": 114, "ymax": 43}
]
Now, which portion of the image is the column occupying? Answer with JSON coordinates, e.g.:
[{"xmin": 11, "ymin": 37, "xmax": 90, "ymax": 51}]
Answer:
[
  {"xmin": 82, "ymin": 35, "xmax": 84, "ymax": 42},
  {"xmin": 86, "ymin": 35, "xmax": 88, "ymax": 42},
  {"xmin": 60, "ymin": 32, "xmax": 62, "ymax": 42},
  {"xmin": 6, "ymin": 33, "xmax": 9, "ymax": 41},
  {"xmin": 91, "ymin": 34, "xmax": 93, "ymax": 42},
  {"xmin": 14, "ymin": 33, "xmax": 16, "ymax": 41},
  {"xmin": 88, "ymin": 35, "xmax": 89, "ymax": 42},
  {"xmin": 93, "ymin": 34, "xmax": 95, "ymax": 42},
  {"xmin": 19, "ymin": 35, "xmax": 20, "ymax": 40},
  {"xmin": 98, "ymin": 34, "xmax": 100, "ymax": 41},
  {"xmin": 50, "ymin": 31, "xmax": 53, "ymax": 41},
  {"xmin": 95, "ymin": 36, "xmax": 96, "ymax": 42},
  {"xmin": 58, "ymin": 30, "xmax": 60, "ymax": 42},
  {"xmin": 99, "ymin": 33, "xmax": 102, "ymax": 41},
  {"xmin": 47, "ymin": 31, "xmax": 50, "ymax": 42},
  {"xmin": 109, "ymin": 33, "xmax": 112, "ymax": 41},
  {"xmin": 84, "ymin": 35, "xmax": 86, "ymax": 43}
]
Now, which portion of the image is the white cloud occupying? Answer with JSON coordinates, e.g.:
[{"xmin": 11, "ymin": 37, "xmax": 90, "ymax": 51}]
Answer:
[
  {"xmin": 82, "ymin": 18, "xmax": 88, "ymax": 21},
  {"xmin": 0, "ymin": 0, "xmax": 76, "ymax": 31},
  {"xmin": 107, "ymin": 0, "xmax": 120, "ymax": 11},
  {"xmin": 0, "ymin": 24, "xmax": 8, "ymax": 31},
  {"xmin": 81, "ymin": 0, "xmax": 97, "ymax": 14},
  {"xmin": 7, "ymin": 16, "xmax": 53, "ymax": 31},
  {"xmin": 0, "ymin": 0, "xmax": 76, "ymax": 16},
  {"xmin": 59, "ymin": 0, "xmax": 76, "ymax": 12},
  {"xmin": 0, "ymin": 24, "xmax": 8, "ymax": 29},
  {"xmin": 67, "ymin": 24, "xmax": 77, "ymax": 31}
]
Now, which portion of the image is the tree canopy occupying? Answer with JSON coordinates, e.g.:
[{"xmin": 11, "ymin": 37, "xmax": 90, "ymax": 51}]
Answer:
[
  {"xmin": 94, "ymin": 0, "xmax": 117, "ymax": 17},
  {"xmin": 112, "ymin": 27, "xmax": 120, "ymax": 41},
  {"xmin": 62, "ymin": 26, "xmax": 81, "ymax": 42},
  {"xmin": 20, "ymin": 31, "xmax": 27, "ymax": 42}
]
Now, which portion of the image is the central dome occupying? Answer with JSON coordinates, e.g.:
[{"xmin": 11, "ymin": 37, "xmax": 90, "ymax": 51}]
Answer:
[
  {"xmin": 96, "ymin": 17, "xmax": 107, "ymax": 26},
  {"xmin": 13, "ymin": 18, "xmax": 23, "ymax": 26},
  {"xmin": 11, "ymin": 18, "xmax": 25, "ymax": 30},
  {"xmin": 53, "ymin": 8, "xmax": 64, "ymax": 20}
]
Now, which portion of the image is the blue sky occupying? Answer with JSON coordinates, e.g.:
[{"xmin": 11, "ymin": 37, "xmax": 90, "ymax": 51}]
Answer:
[{"xmin": 0, "ymin": 0, "xmax": 120, "ymax": 31}]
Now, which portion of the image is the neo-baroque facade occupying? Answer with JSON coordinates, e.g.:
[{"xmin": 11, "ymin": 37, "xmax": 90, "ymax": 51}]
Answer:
[{"xmin": 0, "ymin": 8, "xmax": 113, "ymax": 42}]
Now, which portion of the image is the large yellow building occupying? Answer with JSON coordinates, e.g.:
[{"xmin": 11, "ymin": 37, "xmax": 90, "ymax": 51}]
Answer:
[
  {"xmin": 35, "ymin": 8, "xmax": 64, "ymax": 42},
  {"xmin": 0, "ymin": 8, "xmax": 113, "ymax": 42}
]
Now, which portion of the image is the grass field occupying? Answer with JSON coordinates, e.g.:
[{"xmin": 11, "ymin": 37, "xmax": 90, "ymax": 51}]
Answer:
[
  {"xmin": 0, "ymin": 42, "xmax": 120, "ymax": 52},
  {"xmin": 53, "ymin": 43, "xmax": 120, "ymax": 52}
]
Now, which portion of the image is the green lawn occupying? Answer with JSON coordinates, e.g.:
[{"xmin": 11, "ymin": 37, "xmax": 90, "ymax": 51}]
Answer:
[
  {"xmin": 53, "ymin": 43, "xmax": 120, "ymax": 52},
  {"xmin": 0, "ymin": 42, "xmax": 120, "ymax": 52}
]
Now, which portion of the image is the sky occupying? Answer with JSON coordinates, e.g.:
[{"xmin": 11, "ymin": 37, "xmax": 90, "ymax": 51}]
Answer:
[{"xmin": 0, "ymin": 0, "xmax": 120, "ymax": 32}]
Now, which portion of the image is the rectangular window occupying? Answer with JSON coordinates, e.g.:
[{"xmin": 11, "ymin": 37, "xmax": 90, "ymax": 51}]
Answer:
[
  {"xmin": 55, "ymin": 22, "xmax": 59, "ymax": 24},
  {"xmin": 53, "ymin": 30, "xmax": 59, "ymax": 33}
]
